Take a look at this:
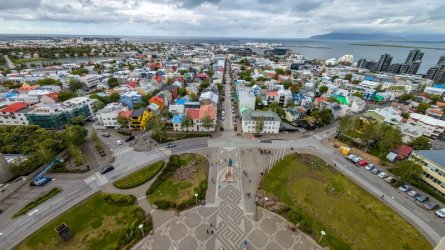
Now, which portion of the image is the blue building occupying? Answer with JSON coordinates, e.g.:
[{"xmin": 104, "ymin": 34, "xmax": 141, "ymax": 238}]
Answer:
[{"xmin": 120, "ymin": 91, "xmax": 142, "ymax": 109}]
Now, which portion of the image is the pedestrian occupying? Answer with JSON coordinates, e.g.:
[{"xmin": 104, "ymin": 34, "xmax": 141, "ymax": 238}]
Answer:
[
  {"xmin": 211, "ymin": 229, "xmax": 214, "ymax": 235},
  {"xmin": 381, "ymin": 194, "xmax": 385, "ymax": 199},
  {"xmin": 210, "ymin": 224, "xmax": 213, "ymax": 228},
  {"xmin": 218, "ymin": 184, "xmax": 221, "ymax": 189},
  {"xmin": 249, "ymin": 179, "xmax": 251, "ymax": 183},
  {"xmin": 212, "ymin": 178, "xmax": 215, "ymax": 183},
  {"xmin": 207, "ymin": 229, "xmax": 209, "ymax": 234}
]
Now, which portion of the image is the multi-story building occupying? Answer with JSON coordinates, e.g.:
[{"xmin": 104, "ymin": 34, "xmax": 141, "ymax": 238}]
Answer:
[
  {"xmin": 129, "ymin": 108, "xmax": 152, "ymax": 130},
  {"xmin": 120, "ymin": 91, "xmax": 142, "ymax": 109},
  {"xmin": 25, "ymin": 97, "xmax": 94, "ymax": 129},
  {"xmin": 405, "ymin": 49, "xmax": 424, "ymax": 65},
  {"xmin": 236, "ymin": 86, "xmax": 256, "ymax": 111},
  {"xmin": 408, "ymin": 113, "xmax": 445, "ymax": 139},
  {"xmin": 411, "ymin": 150, "xmax": 445, "ymax": 196},
  {"xmin": 241, "ymin": 108, "xmax": 281, "ymax": 134},
  {"xmin": 376, "ymin": 53, "xmax": 392, "ymax": 72},
  {"xmin": 0, "ymin": 102, "xmax": 30, "ymax": 126},
  {"xmin": 79, "ymin": 74, "xmax": 101, "ymax": 90},
  {"xmin": 96, "ymin": 103, "xmax": 127, "ymax": 129}
]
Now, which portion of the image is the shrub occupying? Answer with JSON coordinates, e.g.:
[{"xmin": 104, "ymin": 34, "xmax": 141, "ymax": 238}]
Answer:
[
  {"xmin": 118, "ymin": 130, "xmax": 131, "ymax": 136},
  {"xmin": 117, "ymin": 207, "xmax": 153, "ymax": 249},
  {"xmin": 153, "ymin": 199, "xmax": 176, "ymax": 209},
  {"xmin": 288, "ymin": 210, "xmax": 303, "ymax": 224},
  {"xmin": 113, "ymin": 161, "xmax": 164, "ymax": 189},
  {"xmin": 146, "ymin": 155, "xmax": 182, "ymax": 195},
  {"xmin": 299, "ymin": 220, "xmax": 313, "ymax": 234},
  {"xmin": 101, "ymin": 193, "xmax": 136, "ymax": 206},
  {"xmin": 13, "ymin": 188, "xmax": 62, "ymax": 218}
]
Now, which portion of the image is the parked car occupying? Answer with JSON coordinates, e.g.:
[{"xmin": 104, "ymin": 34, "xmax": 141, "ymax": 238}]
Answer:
[
  {"xmin": 407, "ymin": 190, "xmax": 419, "ymax": 197},
  {"xmin": 371, "ymin": 168, "xmax": 381, "ymax": 175},
  {"xmin": 357, "ymin": 160, "xmax": 368, "ymax": 167},
  {"xmin": 125, "ymin": 135, "xmax": 135, "ymax": 142},
  {"xmin": 165, "ymin": 142, "xmax": 176, "ymax": 148},
  {"xmin": 101, "ymin": 133, "xmax": 111, "ymax": 137},
  {"xmin": 346, "ymin": 154, "xmax": 356, "ymax": 161},
  {"xmin": 435, "ymin": 208, "xmax": 445, "ymax": 218},
  {"xmin": 378, "ymin": 172, "xmax": 388, "ymax": 178},
  {"xmin": 384, "ymin": 176, "xmax": 396, "ymax": 184},
  {"xmin": 415, "ymin": 194, "xmax": 429, "ymax": 203},
  {"xmin": 365, "ymin": 164, "xmax": 375, "ymax": 171},
  {"xmin": 116, "ymin": 140, "xmax": 123, "ymax": 145},
  {"xmin": 100, "ymin": 165, "xmax": 114, "ymax": 175},
  {"xmin": 424, "ymin": 201, "xmax": 439, "ymax": 210},
  {"xmin": 399, "ymin": 184, "xmax": 412, "ymax": 192}
]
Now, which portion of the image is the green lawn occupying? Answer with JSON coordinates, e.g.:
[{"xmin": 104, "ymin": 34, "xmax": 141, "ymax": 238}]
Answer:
[
  {"xmin": 16, "ymin": 193, "xmax": 151, "ymax": 250},
  {"xmin": 113, "ymin": 160, "xmax": 164, "ymax": 189},
  {"xmin": 12, "ymin": 58, "xmax": 48, "ymax": 64},
  {"xmin": 261, "ymin": 153, "xmax": 431, "ymax": 250},
  {"xmin": 13, "ymin": 188, "xmax": 62, "ymax": 218},
  {"xmin": 147, "ymin": 154, "xmax": 208, "ymax": 209}
]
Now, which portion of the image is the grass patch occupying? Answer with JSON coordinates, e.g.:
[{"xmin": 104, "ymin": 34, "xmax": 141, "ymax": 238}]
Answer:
[
  {"xmin": 113, "ymin": 161, "xmax": 164, "ymax": 189},
  {"xmin": 13, "ymin": 188, "xmax": 62, "ymax": 218},
  {"xmin": 261, "ymin": 153, "xmax": 431, "ymax": 250},
  {"xmin": 146, "ymin": 154, "xmax": 209, "ymax": 210},
  {"xmin": 16, "ymin": 193, "xmax": 153, "ymax": 250},
  {"xmin": 12, "ymin": 58, "xmax": 48, "ymax": 64}
]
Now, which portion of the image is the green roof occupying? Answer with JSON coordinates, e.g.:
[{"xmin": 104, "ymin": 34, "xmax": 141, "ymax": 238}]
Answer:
[{"xmin": 337, "ymin": 96, "xmax": 349, "ymax": 105}]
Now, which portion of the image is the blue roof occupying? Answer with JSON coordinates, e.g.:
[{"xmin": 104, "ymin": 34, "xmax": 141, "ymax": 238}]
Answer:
[
  {"xmin": 172, "ymin": 114, "xmax": 183, "ymax": 123},
  {"xmin": 364, "ymin": 76, "xmax": 374, "ymax": 81},
  {"xmin": 175, "ymin": 98, "xmax": 188, "ymax": 105},
  {"xmin": 5, "ymin": 92, "xmax": 16, "ymax": 98},
  {"xmin": 433, "ymin": 84, "xmax": 445, "ymax": 89}
]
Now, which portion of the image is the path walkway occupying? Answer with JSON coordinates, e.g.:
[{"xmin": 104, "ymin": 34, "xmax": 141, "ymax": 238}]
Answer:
[{"xmin": 133, "ymin": 147, "xmax": 321, "ymax": 250}]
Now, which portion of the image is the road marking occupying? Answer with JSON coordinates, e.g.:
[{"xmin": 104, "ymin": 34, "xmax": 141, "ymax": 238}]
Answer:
[
  {"xmin": 137, "ymin": 196, "xmax": 145, "ymax": 200},
  {"xmin": 27, "ymin": 209, "xmax": 39, "ymax": 216},
  {"xmin": 95, "ymin": 172, "xmax": 108, "ymax": 186}
]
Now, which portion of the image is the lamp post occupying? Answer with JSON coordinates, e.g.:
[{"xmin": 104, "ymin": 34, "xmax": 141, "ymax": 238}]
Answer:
[
  {"xmin": 138, "ymin": 224, "xmax": 144, "ymax": 237},
  {"xmin": 195, "ymin": 193, "xmax": 198, "ymax": 204},
  {"xmin": 264, "ymin": 197, "xmax": 269, "ymax": 210},
  {"xmin": 319, "ymin": 230, "xmax": 326, "ymax": 243}
]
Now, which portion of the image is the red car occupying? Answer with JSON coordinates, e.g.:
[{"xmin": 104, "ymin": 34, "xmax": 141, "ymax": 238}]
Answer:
[{"xmin": 357, "ymin": 160, "xmax": 368, "ymax": 167}]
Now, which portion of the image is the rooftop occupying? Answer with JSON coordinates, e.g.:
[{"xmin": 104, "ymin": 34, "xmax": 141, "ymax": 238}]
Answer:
[
  {"xmin": 415, "ymin": 150, "xmax": 445, "ymax": 169},
  {"xmin": 0, "ymin": 102, "xmax": 28, "ymax": 113}
]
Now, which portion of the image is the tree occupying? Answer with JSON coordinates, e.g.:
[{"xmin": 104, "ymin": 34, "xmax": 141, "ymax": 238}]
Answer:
[
  {"xmin": 189, "ymin": 93, "xmax": 198, "ymax": 101},
  {"xmin": 146, "ymin": 114, "xmax": 165, "ymax": 142},
  {"xmin": 327, "ymin": 97, "xmax": 338, "ymax": 103},
  {"xmin": 254, "ymin": 116, "xmax": 265, "ymax": 134},
  {"xmin": 429, "ymin": 94, "xmax": 441, "ymax": 105},
  {"xmin": 391, "ymin": 160, "xmax": 422, "ymax": 186},
  {"xmin": 63, "ymin": 125, "xmax": 88, "ymax": 146},
  {"xmin": 36, "ymin": 78, "xmax": 62, "ymax": 86},
  {"xmin": 69, "ymin": 115, "xmax": 86, "ymax": 126},
  {"xmin": 409, "ymin": 136, "xmax": 431, "ymax": 150},
  {"xmin": 201, "ymin": 115, "xmax": 214, "ymax": 133},
  {"xmin": 117, "ymin": 117, "xmax": 129, "ymax": 129},
  {"xmin": 275, "ymin": 68, "xmax": 285, "ymax": 76},
  {"xmin": 108, "ymin": 77, "xmax": 119, "ymax": 88},
  {"xmin": 181, "ymin": 112, "xmax": 193, "ymax": 135},
  {"xmin": 71, "ymin": 68, "xmax": 89, "ymax": 75},
  {"xmin": 282, "ymin": 80, "xmax": 293, "ymax": 89},
  {"xmin": 93, "ymin": 100, "xmax": 105, "ymax": 111},
  {"xmin": 68, "ymin": 78, "xmax": 84, "ymax": 92},
  {"xmin": 338, "ymin": 116, "xmax": 354, "ymax": 134},
  {"xmin": 178, "ymin": 87, "xmax": 187, "ymax": 97},
  {"xmin": 344, "ymin": 73, "xmax": 352, "ymax": 81},
  {"xmin": 57, "ymin": 92, "xmax": 77, "ymax": 102},
  {"xmin": 267, "ymin": 103, "xmax": 285, "ymax": 119},
  {"xmin": 416, "ymin": 102, "xmax": 430, "ymax": 114},
  {"xmin": 352, "ymin": 92, "xmax": 364, "ymax": 99},
  {"xmin": 376, "ymin": 124, "xmax": 402, "ymax": 154},
  {"xmin": 312, "ymin": 109, "xmax": 333, "ymax": 126},
  {"xmin": 289, "ymin": 85, "xmax": 300, "ymax": 93},
  {"xmin": 109, "ymin": 92, "xmax": 121, "ymax": 103},
  {"xmin": 318, "ymin": 85, "xmax": 328, "ymax": 94},
  {"xmin": 399, "ymin": 93, "xmax": 415, "ymax": 102},
  {"xmin": 199, "ymin": 80, "xmax": 210, "ymax": 91}
]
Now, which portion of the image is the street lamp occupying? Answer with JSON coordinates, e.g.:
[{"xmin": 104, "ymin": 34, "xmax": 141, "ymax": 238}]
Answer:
[
  {"xmin": 195, "ymin": 193, "xmax": 198, "ymax": 204},
  {"xmin": 319, "ymin": 230, "xmax": 326, "ymax": 243},
  {"xmin": 264, "ymin": 197, "xmax": 269, "ymax": 210},
  {"xmin": 138, "ymin": 224, "xmax": 144, "ymax": 237}
]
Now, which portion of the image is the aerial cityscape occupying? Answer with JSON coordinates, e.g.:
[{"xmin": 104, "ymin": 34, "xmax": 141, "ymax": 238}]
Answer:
[{"xmin": 0, "ymin": 1, "xmax": 445, "ymax": 250}]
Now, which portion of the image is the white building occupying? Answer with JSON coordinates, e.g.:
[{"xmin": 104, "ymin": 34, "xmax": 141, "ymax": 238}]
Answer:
[
  {"xmin": 96, "ymin": 103, "xmax": 127, "ymax": 129},
  {"xmin": 237, "ymin": 86, "xmax": 256, "ymax": 111},
  {"xmin": 0, "ymin": 102, "xmax": 30, "ymax": 126},
  {"xmin": 79, "ymin": 74, "xmax": 101, "ymax": 90},
  {"xmin": 424, "ymin": 87, "xmax": 445, "ymax": 96},
  {"xmin": 63, "ymin": 97, "xmax": 96, "ymax": 118},
  {"xmin": 408, "ymin": 113, "xmax": 445, "ymax": 139},
  {"xmin": 8, "ymin": 94, "xmax": 40, "ymax": 104},
  {"xmin": 241, "ymin": 108, "xmax": 281, "ymax": 134}
]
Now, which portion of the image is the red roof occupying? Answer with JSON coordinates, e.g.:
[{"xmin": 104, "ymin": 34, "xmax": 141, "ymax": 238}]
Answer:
[
  {"xmin": 44, "ymin": 92, "xmax": 58, "ymax": 101},
  {"xmin": 315, "ymin": 97, "xmax": 328, "ymax": 103},
  {"xmin": 186, "ymin": 108, "xmax": 200, "ymax": 120},
  {"xmin": 199, "ymin": 104, "xmax": 217, "ymax": 120},
  {"xmin": 127, "ymin": 81, "xmax": 138, "ymax": 89},
  {"xmin": 266, "ymin": 91, "xmax": 279, "ymax": 96},
  {"xmin": 153, "ymin": 75, "xmax": 163, "ymax": 84},
  {"xmin": 118, "ymin": 111, "xmax": 132, "ymax": 119},
  {"xmin": 392, "ymin": 145, "xmax": 413, "ymax": 158},
  {"xmin": 0, "ymin": 102, "xmax": 28, "ymax": 113}
]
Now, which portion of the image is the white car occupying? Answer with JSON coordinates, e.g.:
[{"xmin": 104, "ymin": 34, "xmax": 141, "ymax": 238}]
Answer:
[
  {"xmin": 365, "ymin": 164, "xmax": 375, "ymax": 170},
  {"xmin": 398, "ymin": 184, "xmax": 412, "ymax": 192},
  {"xmin": 435, "ymin": 208, "xmax": 445, "ymax": 218},
  {"xmin": 378, "ymin": 172, "xmax": 388, "ymax": 178},
  {"xmin": 117, "ymin": 140, "xmax": 123, "ymax": 145},
  {"xmin": 407, "ymin": 190, "xmax": 418, "ymax": 197}
]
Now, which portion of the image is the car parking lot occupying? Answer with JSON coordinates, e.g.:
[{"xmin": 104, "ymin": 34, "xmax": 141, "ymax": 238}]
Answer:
[{"xmin": 346, "ymin": 153, "xmax": 445, "ymax": 221}]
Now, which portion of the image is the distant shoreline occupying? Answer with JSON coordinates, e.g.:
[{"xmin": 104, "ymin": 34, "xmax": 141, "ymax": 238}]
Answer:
[
  {"xmin": 350, "ymin": 43, "xmax": 445, "ymax": 50},
  {"xmin": 297, "ymin": 45, "xmax": 332, "ymax": 49}
]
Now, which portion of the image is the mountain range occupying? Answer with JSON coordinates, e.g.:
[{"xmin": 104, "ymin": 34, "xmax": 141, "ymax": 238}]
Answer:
[{"xmin": 310, "ymin": 32, "xmax": 445, "ymax": 42}]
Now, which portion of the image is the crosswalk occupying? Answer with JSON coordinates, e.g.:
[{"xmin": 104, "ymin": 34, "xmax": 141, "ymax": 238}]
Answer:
[
  {"xmin": 95, "ymin": 172, "xmax": 108, "ymax": 185},
  {"xmin": 112, "ymin": 146, "xmax": 134, "ymax": 157}
]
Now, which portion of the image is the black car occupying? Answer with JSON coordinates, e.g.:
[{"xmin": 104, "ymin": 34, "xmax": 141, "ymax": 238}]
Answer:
[
  {"xmin": 100, "ymin": 165, "xmax": 114, "ymax": 175},
  {"xmin": 125, "ymin": 135, "xmax": 135, "ymax": 142},
  {"xmin": 101, "ymin": 133, "xmax": 111, "ymax": 137}
]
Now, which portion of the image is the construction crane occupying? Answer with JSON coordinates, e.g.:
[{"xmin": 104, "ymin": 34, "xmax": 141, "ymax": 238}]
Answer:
[{"xmin": 33, "ymin": 159, "xmax": 62, "ymax": 186}]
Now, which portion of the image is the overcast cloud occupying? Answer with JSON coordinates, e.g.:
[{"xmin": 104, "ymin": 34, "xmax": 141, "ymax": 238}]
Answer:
[{"xmin": 0, "ymin": 0, "xmax": 443, "ymax": 37}]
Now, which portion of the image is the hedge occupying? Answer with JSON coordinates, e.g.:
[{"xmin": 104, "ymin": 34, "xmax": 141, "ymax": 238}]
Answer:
[
  {"xmin": 13, "ymin": 188, "xmax": 62, "ymax": 218},
  {"xmin": 101, "ymin": 193, "xmax": 136, "ymax": 206},
  {"xmin": 113, "ymin": 161, "xmax": 164, "ymax": 189}
]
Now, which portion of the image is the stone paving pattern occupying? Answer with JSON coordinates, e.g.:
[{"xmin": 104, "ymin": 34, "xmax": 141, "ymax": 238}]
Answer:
[{"xmin": 135, "ymin": 147, "xmax": 321, "ymax": 250}]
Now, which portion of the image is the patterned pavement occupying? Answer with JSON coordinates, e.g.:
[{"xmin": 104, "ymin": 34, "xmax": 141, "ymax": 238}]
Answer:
[{"xmin": 134, "ymin": 147, "xmax": 321, "ymax": 250}]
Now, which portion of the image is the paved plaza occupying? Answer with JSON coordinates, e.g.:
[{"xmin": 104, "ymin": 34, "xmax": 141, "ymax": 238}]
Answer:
[{"xmin": 134, "ymin": 147, "xmax": 321, "ymax": 250}]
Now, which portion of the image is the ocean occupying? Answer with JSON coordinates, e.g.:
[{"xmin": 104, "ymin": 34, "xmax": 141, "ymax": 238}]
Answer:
[{"xmin": 1, "ymin": 35, "xmax": 444, "ymax": 74}]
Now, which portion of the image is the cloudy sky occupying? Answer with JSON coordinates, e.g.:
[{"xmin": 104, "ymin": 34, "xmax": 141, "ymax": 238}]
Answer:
[{"xmin": 0, "ymin": 0, "xmax": 444, "ymax": 38}]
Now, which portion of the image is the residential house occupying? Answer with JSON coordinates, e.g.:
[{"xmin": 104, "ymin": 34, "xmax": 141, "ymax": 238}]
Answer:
[
  {"xmin": 408, "ymin": 113, "xmax": 445, "ymax": 139},
  {"xmin": 285, "ymin": 107, "xmax": 306, "ymax": 123},
  {"xmin": 349, "ymin": 96, "xmax": 367, "ymax": 113},
  {"xmin": 120, "ymin": 91, "xmax": 142, "ymax": 109},
  {"xmin": 129, "ymin": 108, "xmax": 152, "ymax": 130},
  {"xmin": 96, "ymin": 103, "xmax": 127, "ymax": 129}
]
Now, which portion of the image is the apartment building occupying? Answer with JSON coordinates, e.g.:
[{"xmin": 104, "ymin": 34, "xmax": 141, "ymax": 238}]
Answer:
[
  {"xmin": 241, "ymin": 108, "xmax": 281, "ymax": 134},
  {"xmin": 96, "ymin": 103, "xmax": 127, "ymax": 129},
  {"xmin": 0, "ymin": 102, "xmax": 30, "ymax": 125},
  {"xmin": 408, "ymin": 113, "xmax": 445, "ymax": 139},
  {"xmin": 412, "ymin": 150, "xmax": 445, "ymax": 196}
]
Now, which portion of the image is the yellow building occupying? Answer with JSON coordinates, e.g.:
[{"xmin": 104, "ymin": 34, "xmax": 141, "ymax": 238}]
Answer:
[
  {"xmin": 411, "ymin": 150, "xmax": 445, "ymax": 196},
  {"xmin": 129, "ymin": 108, "xmax": 152, "ymax": 130}
]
